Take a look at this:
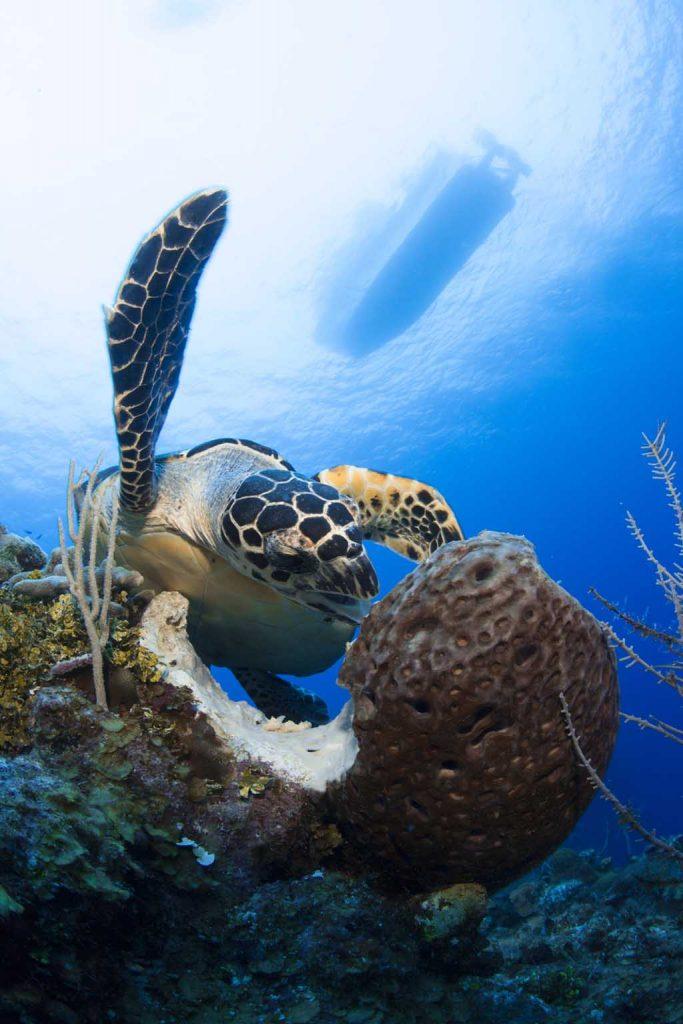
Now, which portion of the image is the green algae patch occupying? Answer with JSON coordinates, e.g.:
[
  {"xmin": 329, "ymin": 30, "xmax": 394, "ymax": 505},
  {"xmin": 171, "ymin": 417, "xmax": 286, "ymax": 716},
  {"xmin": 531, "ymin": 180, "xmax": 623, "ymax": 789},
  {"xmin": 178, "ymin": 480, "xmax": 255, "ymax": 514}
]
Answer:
[
  {"xmin": 524, "ymin": 965, "xmax": 586, "ymax": 1008},
  {"xmin": 310, "ymin": 822, "xmax": 344, "ymax": 859},
  {"xmin": 0, "ymin": 583, "xmax": 164, "ymax": 752},
  {"xmin": 0, "ymin": 592, "xmax": 88, "ymax": 751},
  {"xmin": 238, "ymin": 767, "xmax": 272, "ymax": 800},
  {"xmin": 0, "ymin": 754, "xmax": 141, "ymax": 903},
  {"xmin": 414, "ymin": 883, "xmax": 488, "ymax": 943},
  {"xmin": 0, "ymin": 883, "xmax": 23, "ymax": 917},
  {"xmin": 0, "ymin": 686, "xmax": 224, "ymax": 914},
  {"xmin": 106, "ymin": 618, "xmax": 162, "ymax": 685}
]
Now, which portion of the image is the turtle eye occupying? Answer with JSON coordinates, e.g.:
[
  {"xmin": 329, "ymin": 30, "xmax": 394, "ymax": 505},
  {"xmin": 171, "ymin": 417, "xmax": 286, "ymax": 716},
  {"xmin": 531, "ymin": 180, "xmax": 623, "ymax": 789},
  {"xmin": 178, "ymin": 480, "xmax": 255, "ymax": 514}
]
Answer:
[
  {"xmin": 269, "ymin": 549, "xmax": 305, "ymax": 571},
  {"xmin": 264, "ymin": 530, "xmax": 313, "ymax": 573}
]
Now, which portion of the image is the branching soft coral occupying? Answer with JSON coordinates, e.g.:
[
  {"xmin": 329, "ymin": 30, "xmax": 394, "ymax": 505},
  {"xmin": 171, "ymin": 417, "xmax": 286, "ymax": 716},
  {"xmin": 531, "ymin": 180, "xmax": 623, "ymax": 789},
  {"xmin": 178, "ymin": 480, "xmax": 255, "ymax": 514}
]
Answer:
[
  {"xmin": 563, "ymin": 424, "xmax": 683, "ymax": 863},
  {"xmin": 58, "ymin": 460, "xmax": 120, "ymax": 709}
]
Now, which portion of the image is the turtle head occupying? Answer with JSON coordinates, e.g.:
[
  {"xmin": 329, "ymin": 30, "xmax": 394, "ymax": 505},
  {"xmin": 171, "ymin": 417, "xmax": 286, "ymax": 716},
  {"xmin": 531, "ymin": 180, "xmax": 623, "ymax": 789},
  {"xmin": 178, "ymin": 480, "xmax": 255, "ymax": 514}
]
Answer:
[{"xmin": 219, "ymin": 468, "xmax": 378, "ymax": 623}]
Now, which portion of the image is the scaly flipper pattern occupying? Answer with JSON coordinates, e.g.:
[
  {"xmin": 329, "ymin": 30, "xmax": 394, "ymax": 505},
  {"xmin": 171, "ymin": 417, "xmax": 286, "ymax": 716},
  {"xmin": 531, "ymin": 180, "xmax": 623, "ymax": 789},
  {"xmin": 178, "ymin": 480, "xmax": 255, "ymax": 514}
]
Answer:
[
  {"xmin": 106, "ymin": 188, "xmax": 228, "ymax": 513},
  {"xmin": 232, "ymin": 668, "xmax": 330, "ymax": 726},
  {"xmin": 314, "ymin": 465, "xmax": 463, "ymax": 561}
]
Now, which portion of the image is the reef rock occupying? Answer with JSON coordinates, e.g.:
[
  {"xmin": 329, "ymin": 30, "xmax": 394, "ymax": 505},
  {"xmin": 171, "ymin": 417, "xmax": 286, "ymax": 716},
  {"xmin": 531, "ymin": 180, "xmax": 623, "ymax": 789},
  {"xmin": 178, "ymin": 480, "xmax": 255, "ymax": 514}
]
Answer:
[
  {"xmin": 0, "ymin": 527, "xmax": 46, "ymax": 584},
  {"xmin": 135, "ymin": 531, "xmax": 619, "ymax": 893}
]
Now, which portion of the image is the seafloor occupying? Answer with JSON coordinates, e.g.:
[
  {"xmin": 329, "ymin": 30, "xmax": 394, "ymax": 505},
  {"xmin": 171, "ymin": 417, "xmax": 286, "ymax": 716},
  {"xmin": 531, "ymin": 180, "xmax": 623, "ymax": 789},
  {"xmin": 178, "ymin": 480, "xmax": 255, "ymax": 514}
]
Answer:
[
  {"xmin": 0, "ymin": 527, "xmax": 681, "ymax": 1024},
  {"xmin": 1, "ymin": 759, "xmax": 681, "ymax": 1024}
]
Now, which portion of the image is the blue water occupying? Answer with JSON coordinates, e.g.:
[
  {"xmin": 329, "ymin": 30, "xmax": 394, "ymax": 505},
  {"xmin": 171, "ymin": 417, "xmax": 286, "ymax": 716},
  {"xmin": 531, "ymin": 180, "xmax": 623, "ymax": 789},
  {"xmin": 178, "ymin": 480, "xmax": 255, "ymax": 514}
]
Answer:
[{"xmin": 2, "ymin": 2, "xmax": 682, "ymax": 859}]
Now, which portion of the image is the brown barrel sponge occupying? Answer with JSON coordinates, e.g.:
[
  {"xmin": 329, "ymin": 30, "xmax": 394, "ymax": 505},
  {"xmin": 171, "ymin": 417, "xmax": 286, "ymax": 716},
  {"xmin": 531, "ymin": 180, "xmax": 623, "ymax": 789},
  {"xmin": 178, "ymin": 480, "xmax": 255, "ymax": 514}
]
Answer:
[{"xmin": 331, "ymin": 531, "xmax": 619, "ymax": 892}]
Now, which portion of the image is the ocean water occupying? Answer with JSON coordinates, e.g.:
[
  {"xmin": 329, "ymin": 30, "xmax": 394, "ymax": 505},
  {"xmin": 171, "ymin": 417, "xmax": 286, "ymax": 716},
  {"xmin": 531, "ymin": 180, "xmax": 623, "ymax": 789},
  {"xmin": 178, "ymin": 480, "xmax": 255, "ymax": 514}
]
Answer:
[{"xmin": 1, "ymin": 3, "xmax": 682, "ymax": 1021}]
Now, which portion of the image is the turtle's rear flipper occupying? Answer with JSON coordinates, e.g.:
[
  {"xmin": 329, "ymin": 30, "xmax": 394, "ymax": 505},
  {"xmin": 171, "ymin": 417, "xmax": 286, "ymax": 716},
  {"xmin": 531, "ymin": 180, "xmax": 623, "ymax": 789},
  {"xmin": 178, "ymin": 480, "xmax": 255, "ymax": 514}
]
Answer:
[
  {"xmin": 315, "ymin": 465, "xmax": 463, "ymax": 561},
  {"xmin": 106, "ymin": 189, "xmax": 228, "ymax": 513},
  {"xmin": 232, "ymin": 669, "xmax": 330, "ymax": 727}
]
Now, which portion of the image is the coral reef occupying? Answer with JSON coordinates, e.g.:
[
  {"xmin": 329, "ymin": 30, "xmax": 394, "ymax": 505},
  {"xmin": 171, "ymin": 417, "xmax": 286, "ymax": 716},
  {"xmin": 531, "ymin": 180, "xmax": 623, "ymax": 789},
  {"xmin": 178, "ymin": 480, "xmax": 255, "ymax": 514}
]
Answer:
[
  {"xmin": 1, "ymin": 529, "xmax": 620, "ymax": 896},
  {"xmin": 0, "ymin": 519, "xmax": 644, "ymax": 1023}
]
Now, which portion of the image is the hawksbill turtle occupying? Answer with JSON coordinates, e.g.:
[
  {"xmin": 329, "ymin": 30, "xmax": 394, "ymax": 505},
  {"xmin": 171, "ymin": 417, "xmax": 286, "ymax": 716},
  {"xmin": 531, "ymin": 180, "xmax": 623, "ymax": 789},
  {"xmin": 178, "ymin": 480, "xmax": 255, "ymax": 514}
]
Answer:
[{"xmin": 93, "ymin": 188, "xmax": 463, "ymax": 723}]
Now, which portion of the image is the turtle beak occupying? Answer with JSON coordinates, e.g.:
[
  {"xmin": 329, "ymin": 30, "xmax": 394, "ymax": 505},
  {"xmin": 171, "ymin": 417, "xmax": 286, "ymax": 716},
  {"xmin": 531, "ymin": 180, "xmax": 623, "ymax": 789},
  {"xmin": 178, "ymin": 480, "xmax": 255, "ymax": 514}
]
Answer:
[
  {"xmin": 287, "ymin": 551, "xmax": 378, "ymax": 625},
  {"xmin": 316, "ymin": 550, "xmax": 379, "ymax": 607},
  {"xmin": 345, "ymin": 551, "xmax": 379, "ymax": 601}
]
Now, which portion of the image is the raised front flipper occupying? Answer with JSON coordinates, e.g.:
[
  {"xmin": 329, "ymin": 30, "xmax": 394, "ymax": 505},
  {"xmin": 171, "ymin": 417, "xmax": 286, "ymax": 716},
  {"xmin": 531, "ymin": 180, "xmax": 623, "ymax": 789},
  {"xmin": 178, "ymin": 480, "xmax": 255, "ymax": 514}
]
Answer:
[
  {"xmin": 232, "ymin": 669, "xmax": 330, "ymax": 727},
  {"xmin": 106, "ymin": 188, "xmax": 228, "ymax": 513},
  {"xmin": 314, "ymin": 466, "xmax": 463, "ymax": 561}
]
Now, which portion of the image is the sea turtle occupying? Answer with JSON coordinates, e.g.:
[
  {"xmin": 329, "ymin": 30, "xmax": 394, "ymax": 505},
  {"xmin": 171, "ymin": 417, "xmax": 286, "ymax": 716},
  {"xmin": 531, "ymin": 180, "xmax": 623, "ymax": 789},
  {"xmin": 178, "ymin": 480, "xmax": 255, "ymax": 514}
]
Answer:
[{"xmin": 94, "ymin": 188, "xmax": 463, "ymax": 723}]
